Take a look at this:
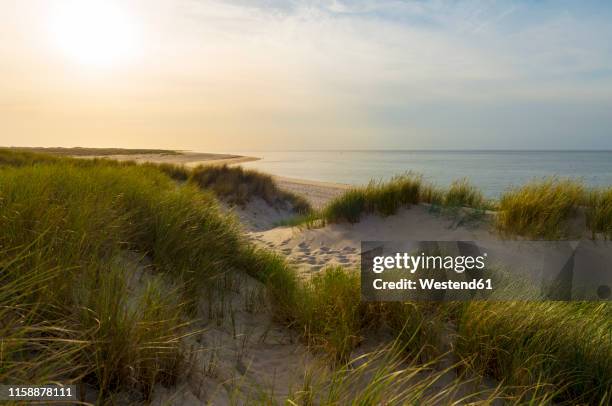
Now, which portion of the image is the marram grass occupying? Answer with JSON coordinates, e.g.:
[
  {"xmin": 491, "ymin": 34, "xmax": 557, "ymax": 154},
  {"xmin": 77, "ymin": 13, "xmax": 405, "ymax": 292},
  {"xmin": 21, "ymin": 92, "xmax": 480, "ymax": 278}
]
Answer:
[
  {"xmin": 456, "ymin": 301, "xmax": 612, "ymax": 404},
  {"xmin": 586, "ymin": 186, "xmax": 612, "ymax": 239},
  {"xmin": 0, "ymin": 153, "xmax": 284, "ymax": 401},
  {"xmin": 321, "ymin": 173, "xmax": 490, "ymax": 224},
  {"xmin": 190, "ymin": 164, "xmax": 312, "ymax": 214},
  {"xmin": 495, "ymin": 178, "xmax": 585, "ymax": 239},
  {"xmin": 1, "ymin": 149, "xmax": 611, "ymax": 405}
]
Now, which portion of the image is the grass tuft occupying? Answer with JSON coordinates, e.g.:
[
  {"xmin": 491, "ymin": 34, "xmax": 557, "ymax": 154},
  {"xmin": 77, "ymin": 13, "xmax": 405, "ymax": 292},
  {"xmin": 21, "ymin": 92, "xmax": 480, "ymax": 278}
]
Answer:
[
  {"xmin": 586, "ymin": 186, "xmax": 612, "ymax": 239},
  {"xmin": 322, "ymin": 174, "xmax": 489, "ymax": 224},
  {"xmin": 496, "ymin": 178, "xmax": 584, "ymax": 238},
  {"xmin": 444, "ymin": 178, "xmax": 489, "ymax": 209},
  {"xmin": 456, "ymin": 301, "xmax": 612, "ymax": 404},
  {"xmin": 190, "ymin": 164, "xmax": 312, "ymax": 214}
]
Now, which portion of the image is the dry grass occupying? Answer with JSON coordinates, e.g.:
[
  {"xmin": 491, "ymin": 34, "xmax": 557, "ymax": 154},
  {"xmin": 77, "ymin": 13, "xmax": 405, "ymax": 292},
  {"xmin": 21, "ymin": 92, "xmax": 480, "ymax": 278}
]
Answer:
[
  {"xmin": 586, "ymin": 186, "xmax": 612, "ymax": 239},
  {"xmin": 2, "ymin": 149, "xmax": 610, "ymax": 404},
  {"xmin": 456, "ymin": 301, "xmax": 612, "ymax": 404},
  {"xmin": 322, "ymin": 174, "xmax": 489, "ymax": 224},
  {"xmin": 0, "ymin": 151, "xmax": 286, "ymax": 401},
  {"xmin": 495, "ymin": 178, "xmax": 585, "ymax": 238},
  {"xmin": 190, "ymin": 164, "xmax": 312, "ymax": 214}
]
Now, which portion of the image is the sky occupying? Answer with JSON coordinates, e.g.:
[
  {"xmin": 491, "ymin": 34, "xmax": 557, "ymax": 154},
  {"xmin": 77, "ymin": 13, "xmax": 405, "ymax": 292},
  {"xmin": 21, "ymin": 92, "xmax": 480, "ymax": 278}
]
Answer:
[{"xmin": 1, "ymin": 0, "xmax": 612, "ymax": 151}]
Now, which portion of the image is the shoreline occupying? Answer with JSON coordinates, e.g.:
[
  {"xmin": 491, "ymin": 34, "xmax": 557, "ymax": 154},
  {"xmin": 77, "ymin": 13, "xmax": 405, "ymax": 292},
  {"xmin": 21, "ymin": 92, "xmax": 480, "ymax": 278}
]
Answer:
[
  {"xmin": 72, "ymin": 151, "xmax": 261, "ymax": 167},
  {"xmin": 272, "ymin": 176, "xmax": 350, "ymax": 209},
  {"xmin": 70, "ymin": 150, "xmax": 350, "ymax": 208}
]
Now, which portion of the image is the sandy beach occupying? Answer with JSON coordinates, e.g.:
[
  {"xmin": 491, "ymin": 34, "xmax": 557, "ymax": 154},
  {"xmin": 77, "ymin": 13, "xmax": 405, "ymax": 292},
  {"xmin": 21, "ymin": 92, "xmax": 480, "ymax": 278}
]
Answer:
[
  {"xmin": 73, "ymin": 150, "xmax": 351, "ymax": 208},
  {"xmin": 76, "ymin": 151, "xmax": 260, "ymax": 167}
]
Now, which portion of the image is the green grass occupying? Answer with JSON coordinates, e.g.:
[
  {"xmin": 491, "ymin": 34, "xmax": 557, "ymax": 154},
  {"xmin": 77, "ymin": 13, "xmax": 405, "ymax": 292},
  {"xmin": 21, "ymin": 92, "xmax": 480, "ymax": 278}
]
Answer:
[
  {"xmin": 456, "ymin": 301, "xmax": 612, "ymax": 404},
  {"xmin": 1, "ymin": 149, "xmax": 610, "ymax": 404},
  {"xmin": 142, "ymin": 162, "xmax": 190, "ymax": 182},
  {"xmin": 444, "ymin": 178, "xmax": 489, "ymax": 209},
  {"xmin": 586, "ymin": 186, "xmax": 612, "ymax": 239},
  {"xmin": 294, "ymin": 267, "xmax": 363, "ymax": 363},
  {"xmin": 321, "ymin": 174, "xmax": 489, "ymax": 224},
  {"xmin": 250, "ymin": 260, "xmax": 612, "ymax": 404},
  {"xmin": 190, "ymin": 164, "xmax": 312, "ymax": 214},
  {"xmin": 0, "ymin": 148, "xmax": 59, "ymax": 166},
  {"xmin": 322, "ymin": 174, "xmax": 426, "ymax": 223},
  {"xmin": 283, "ymin": 341, "xmax": 560, "ymax": 406},
  {"xmin": 0, "ymin": 153, "xmax": 281, "ymax": 401},
  {"xmin": 496, "ymin": 178, "xmax": 585, "ymax": 239}
]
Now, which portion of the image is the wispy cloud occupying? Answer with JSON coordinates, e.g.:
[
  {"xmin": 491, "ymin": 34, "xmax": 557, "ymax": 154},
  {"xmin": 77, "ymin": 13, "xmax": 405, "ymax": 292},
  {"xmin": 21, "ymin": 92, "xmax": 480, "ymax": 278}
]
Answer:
[{"xmin": 1, "ymin": 0, "xmax": 612, "ymax": 149}]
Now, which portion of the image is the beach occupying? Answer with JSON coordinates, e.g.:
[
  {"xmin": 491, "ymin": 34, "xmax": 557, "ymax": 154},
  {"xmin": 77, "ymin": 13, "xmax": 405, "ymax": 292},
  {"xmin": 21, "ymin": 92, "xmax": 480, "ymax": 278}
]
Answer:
[
  {"xmin": 2, "ymin": 148, "xmax": 609, "ymax": 404},
  {"xmin": 70, "ymin": 149, "xmax": 350, "ymax": 208},
  {"xmin": 77, "ymin": 151, "xmax": 260, "ymax": 167}
]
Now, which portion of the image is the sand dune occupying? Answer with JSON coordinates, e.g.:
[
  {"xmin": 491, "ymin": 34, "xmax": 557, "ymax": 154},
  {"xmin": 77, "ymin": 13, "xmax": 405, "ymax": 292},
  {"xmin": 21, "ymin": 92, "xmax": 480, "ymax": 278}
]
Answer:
[{"xmin": 249, "ymin": 205, "xmax": 494, "ymax": 275}]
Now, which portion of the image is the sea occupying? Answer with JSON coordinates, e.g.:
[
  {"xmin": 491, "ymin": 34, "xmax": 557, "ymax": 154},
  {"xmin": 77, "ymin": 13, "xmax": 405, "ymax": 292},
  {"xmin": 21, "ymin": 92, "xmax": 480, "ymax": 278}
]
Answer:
[{"xmin": 234, "ymin": 150, "xmax": 612, "ymax": 198}]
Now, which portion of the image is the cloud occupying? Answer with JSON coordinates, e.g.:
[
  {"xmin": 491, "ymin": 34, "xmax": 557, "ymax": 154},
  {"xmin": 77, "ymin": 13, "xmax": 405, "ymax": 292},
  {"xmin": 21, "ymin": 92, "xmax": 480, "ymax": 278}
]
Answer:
[{"xmin": 2, "ymin": 0, "xmax": 612, "ymax": 149}]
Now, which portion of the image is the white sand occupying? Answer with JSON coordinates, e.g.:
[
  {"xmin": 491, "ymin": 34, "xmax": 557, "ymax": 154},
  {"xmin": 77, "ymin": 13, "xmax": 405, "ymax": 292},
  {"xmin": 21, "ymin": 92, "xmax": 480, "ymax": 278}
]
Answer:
[
  {"xmin": 145, "ymin": 261, "xmax": 316, "ymax": 405},
  {"xmin": 273, "ymin": 176, "xmax": 351, "ymax": 209},
  {"xmin": 250, "ymin": 204, "xmax": 496, "ymax": 275}
]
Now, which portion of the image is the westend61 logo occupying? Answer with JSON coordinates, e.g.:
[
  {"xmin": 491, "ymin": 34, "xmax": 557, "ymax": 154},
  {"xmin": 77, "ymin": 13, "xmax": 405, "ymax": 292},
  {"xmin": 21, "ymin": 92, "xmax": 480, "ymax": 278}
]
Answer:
[{"xmin": 361, "ymin": 241, "xmax": 612, "ymax": 302}]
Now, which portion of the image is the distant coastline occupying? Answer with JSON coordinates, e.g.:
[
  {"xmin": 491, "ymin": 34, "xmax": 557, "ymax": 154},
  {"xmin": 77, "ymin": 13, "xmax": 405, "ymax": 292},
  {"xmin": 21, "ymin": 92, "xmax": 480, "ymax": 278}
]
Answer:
[{"xmin": 235, "ymin": 149, "xmax": 612, "ymax": 197}]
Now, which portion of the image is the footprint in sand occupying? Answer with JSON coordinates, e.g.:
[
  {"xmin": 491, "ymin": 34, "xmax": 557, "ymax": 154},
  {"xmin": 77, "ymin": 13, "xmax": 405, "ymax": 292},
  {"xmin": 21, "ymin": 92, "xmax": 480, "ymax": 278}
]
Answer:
[{"xmin": 336, "ymin": 256, "xmax": 350, "ymax": 264}]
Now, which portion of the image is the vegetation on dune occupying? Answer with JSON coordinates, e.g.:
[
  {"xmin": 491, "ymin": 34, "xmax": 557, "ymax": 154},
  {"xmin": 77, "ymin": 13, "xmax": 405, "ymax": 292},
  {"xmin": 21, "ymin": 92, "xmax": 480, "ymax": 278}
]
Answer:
[
  {"xmin": 319, "ymin": 174, "xmax": 612, "ymax": 242},
  {"xmin": 586, "ymin": 186, "xmax": 612, "ymax": 239},
  {"xmin": 321, "ymin": 174, "xmax": 491, "ymax": 224},
  {"xmin": 1, "ymin": 149, "xmax": 611, "ymax": 404},
  {"xmin": 190, "ymin": 164, "xmax": 312, "ymax": 214},
  {"xmin": 283, "ymin": 340, "xmax": 560, "ymax": 406},
  {"xmin": 256, "ymin": 263, "xmax": 611, "ymax": 403},
  {"xmin": 0, "ymin": 148, "xmax": 58, "ymax": 166},
  {"xmin": 495, "ymin": 178, "xmax": 585, "ymax": 239},
  {"xmin": 456, "ymin": 301, "xmax": 612, "ymax": 404},
  {"xmin": 444, "ymin": 178, "xmax": 489, "ymax": 209},
  {"xmin": 323, "ymin": 174, "xmax": 428, "ymax": 223},
  {"xmin": 0, "ymin": 154, "xmax": 281, "ymax": 401}
]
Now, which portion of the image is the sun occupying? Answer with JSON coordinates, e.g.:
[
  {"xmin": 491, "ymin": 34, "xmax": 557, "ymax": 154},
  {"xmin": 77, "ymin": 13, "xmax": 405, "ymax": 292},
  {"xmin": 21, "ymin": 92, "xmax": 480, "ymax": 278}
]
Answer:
[{"xmin": 49, "ymin": 1, "xmax": 139, "ymax": 68}]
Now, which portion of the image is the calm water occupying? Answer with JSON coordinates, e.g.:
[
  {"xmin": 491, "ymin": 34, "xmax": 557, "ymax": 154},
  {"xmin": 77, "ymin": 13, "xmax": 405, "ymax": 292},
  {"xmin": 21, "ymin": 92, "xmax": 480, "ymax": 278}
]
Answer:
[{"xmin": 235, "ymin": 150, "xmax": 612, "ymax": 198}]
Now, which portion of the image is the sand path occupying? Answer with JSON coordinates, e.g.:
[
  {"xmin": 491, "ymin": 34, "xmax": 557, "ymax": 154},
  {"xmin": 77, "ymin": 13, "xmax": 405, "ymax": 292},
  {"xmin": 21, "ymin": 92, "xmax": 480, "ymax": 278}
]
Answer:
[{"xmin": 249, "ymin": 205, "xmax": 495, "ymax": 276}]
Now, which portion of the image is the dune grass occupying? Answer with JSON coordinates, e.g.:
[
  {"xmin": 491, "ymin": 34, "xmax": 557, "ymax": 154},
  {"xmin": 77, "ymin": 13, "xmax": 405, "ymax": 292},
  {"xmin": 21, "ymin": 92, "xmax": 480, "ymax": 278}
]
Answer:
[
  {"xmin": 190, "ymin": 164, "xmax": 312, "ymax": 214},
  {"xmin": 0, "ymin": 154, "xmax": 286, "ymax": 401},
  {"xmin": 495, "ymin": 178, "xmax": 585, "ymax": 239},
  {"xmin": 586, "ymin": 186, "xmax": 612, "ymax": 239},
  {"xmin": 322, "ymin": 174, "xmax": 491, "ymax": 224},
  {"xmin": 456, "ymin": 301, "xmax": 612, "ymax": 404},
  {"xmin": 282, "ymin": 340, "xmax": 560, "ymax": 406},
  {"xmin": 0, "ymin": 147, "xmax": 59, "ymax": 166},
  {"xmin": 322, "ymin": 174, "xmax": 429, "ymax": 223},
  {"xmin": 1, "ymin": 149, "xmax": 610, "ymax": 404},
  {"xmin": 256, "ymin": 263, "xmax": 611, "ymax": 403},
  {"xmin": 444, "ymin": 178, "xmax": 489, "ymax": 209}
]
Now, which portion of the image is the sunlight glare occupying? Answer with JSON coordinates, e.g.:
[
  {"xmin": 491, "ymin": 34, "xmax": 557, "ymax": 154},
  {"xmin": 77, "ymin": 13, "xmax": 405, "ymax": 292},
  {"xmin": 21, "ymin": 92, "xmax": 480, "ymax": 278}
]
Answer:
[{"xmin": 49, "ymin": 0, "xmax": 139, "ymax": 68}]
